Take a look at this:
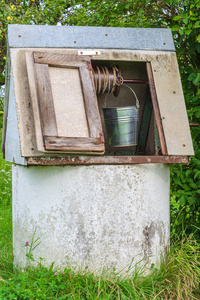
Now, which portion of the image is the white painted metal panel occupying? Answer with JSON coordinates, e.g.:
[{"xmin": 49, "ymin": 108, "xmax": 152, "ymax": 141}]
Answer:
[
  {"xmin": 8, "ymin": 25, "xmax": 175, "ymax": 51},
  {"xmin": 5, "ymin": 73, "xmax": 26, "ymax": 165}
]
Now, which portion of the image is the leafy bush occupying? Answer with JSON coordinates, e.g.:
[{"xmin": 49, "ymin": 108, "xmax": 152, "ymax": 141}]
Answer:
[
  {"xmin": 170, "ymin": 153, "xmax": 200, "ymax": 239},
  {"xmin": 0, "ymin": 116, "xmax": 13, "ymax": 280},
  {"xmin": 169, "ymin": 0, "xmax": 200, "ymax": 239}
]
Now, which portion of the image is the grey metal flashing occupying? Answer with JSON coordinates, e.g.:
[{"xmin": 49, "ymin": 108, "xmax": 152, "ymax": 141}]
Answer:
[
  {"xmin": 4, "ymin": 72, "xmax": 26, "ymax": 165},
  {"xmin": 2, "ymin": 45, "xmax": 11, "ymax": 157},
  {"xmin": 8, "ymin": 25, "xmax": 175, "ymax": 51}
]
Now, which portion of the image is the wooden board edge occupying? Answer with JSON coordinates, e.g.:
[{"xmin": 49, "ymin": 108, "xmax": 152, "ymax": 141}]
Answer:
[
  {"xmin": 79, "ymin": 65, "xmax": 104, "ymax": 138},
  {"xmin": 35, "ymin": 63, "xmax": 58, "ymax": 136},
  {"xmin": 146, "ymin": 62, "xmax": 168, "ymax": 155},
  {"xmin": 33, "ymin": 51, "xmax": 90, "ymax": 67},
  {"xmin": 27, "ymin": 155, "xmax": 190, "ymax": 166},
  {"xmin": 25, "ymin": 51, "xmax": 45, "ymax": 152},
  {"xmin": 44, "ymin": 136, "xmax": 105, "ymax": 153}
]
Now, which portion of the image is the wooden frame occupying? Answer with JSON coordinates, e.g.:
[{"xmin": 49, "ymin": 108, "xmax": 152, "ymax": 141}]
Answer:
[
  {"xmin": 25, "ymin": 55, "xmax": 168, "ymax": 157},
  {"xmin": 26, "ymin": 51, "xmax": 105, "ymax": 154},
  {"xmin": 146, "ymin": 62, "xmax": 167, "ymax": 155},
  {"xmin": 27, "ymin": 155, "xmax": 190, "ymax": 166},
  {"xmin": 24, "ymin": 51, "xmax": 193, "ymax": 163}
]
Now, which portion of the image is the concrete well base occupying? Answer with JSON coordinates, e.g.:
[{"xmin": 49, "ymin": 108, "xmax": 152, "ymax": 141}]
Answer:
[{"xmin": 13, "ymin": 163, "xmax": 170, "ymax": 272}]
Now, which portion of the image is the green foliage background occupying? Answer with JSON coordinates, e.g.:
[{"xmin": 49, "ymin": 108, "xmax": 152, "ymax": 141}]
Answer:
[{"xmin": 0, "ymin": 0, "xmax": 200, "ymax": 238}]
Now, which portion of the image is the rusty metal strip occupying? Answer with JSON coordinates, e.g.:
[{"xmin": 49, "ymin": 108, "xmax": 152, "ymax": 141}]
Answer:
[
  {"xmin": 27, "ymin": 155, "xmax": 190, "ymax": 166},
  {"xmin": 189, "ymin": 123, "xmax": 199, "ymax": 127}
]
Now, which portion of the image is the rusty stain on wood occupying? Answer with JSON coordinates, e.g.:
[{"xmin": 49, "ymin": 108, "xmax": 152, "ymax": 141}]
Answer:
[
  {"xmin": 27, "ymin": 155, "xmax": 190, "ymax": 166},
  {"xmin": 146, "ymin": 62, "xmax": 167, "ymax": 155}
]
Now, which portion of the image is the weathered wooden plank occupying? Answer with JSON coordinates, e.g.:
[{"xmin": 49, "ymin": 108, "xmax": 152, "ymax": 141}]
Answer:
[
  {"xmin": 146, "ymin": 62, "xmax": 167, "ymax": 155},
  {"xmin": 151, "ymin": 55, "xmax": 194, "ymax": 156},
  {"xmin": 35, "ymin": 63, "xmax": 58, "ymax": 136},
  {"xmin": 26, "ymin": 52, "xmax": 45, "ymax": 152},
  {"xmin": 44, "ymin": 136, "xmax": 105, "ymax": 152},
  {"xmin": 33, "ymin": 51, "xmax": 89, "ymax": 67},
  {"xmin": 79, "ymin": 65, "xmax": 104, "ymax": 138},
  {"xmin": 48, "ymin": 66, "xmax": 89, "ymax": 138},
  {"xmin": 27, "ymin": 155, "xmax": 190, "ymax": 166}
]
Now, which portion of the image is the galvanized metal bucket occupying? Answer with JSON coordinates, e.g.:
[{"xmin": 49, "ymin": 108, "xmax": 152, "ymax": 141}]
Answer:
[{"xmin": 103, "ymin": 84, "xmax": 140, "ymax": 147}]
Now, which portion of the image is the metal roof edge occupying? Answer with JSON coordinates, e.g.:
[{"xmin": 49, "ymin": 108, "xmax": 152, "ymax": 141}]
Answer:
[{"xmin": 8, "ymin": 25, "xmax": 175, "ymax": 51}]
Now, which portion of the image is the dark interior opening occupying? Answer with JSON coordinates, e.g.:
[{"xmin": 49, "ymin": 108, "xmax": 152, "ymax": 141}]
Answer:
[{"xmin": 92, "ymin": 60, "xmax": 158, "ymax": 156}]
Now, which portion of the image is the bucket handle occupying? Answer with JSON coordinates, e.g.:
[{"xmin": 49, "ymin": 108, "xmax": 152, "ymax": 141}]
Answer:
[{"xmin": 103, "ymin": 82, "xmax": 140, "ymax": 109}]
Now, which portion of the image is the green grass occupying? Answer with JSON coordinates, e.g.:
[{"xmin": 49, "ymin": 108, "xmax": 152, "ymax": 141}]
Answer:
[
  {"xmin": 0, "ymin": 122, "xmax": 13, "ymax": 282},
  {"xmin": 0, "ymin": 114, "xmax": 199, "ymax": 299},
  {"xmin": 0, "ymin": 235, "xmax": 199, "ymax": 299}
]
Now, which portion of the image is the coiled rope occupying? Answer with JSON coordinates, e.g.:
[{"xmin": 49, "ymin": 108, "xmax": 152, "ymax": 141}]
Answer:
[{"xmin": 92, "ymin": 65, "xmax": 121, "ymax": 97}]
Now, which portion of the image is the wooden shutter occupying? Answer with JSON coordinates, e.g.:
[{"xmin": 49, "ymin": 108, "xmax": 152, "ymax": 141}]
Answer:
[{"xmin": 26, "ymin": 51, "xmax": 105, "ymax": 154}]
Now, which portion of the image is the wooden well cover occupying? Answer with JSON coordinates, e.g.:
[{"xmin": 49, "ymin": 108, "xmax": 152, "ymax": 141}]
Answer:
[{"xmin": 26, "ymin": 51, "xmax": 105, "ymax": 154}]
